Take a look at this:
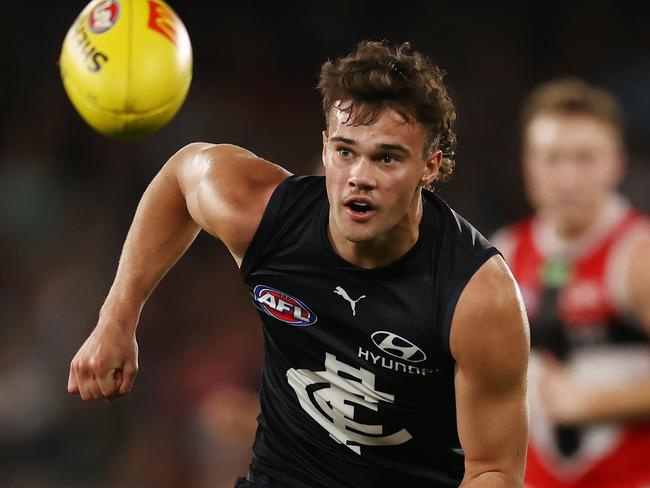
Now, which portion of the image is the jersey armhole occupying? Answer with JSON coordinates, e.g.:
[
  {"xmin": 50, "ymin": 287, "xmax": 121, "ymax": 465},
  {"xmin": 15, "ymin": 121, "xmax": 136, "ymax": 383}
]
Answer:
[
  {"xmin": 239, "ymin": 175, "xmax": 297, "ymax": 279},
  {"xmin": 440, "ymin": 247, "xmax": 501, "ymax": 360}
]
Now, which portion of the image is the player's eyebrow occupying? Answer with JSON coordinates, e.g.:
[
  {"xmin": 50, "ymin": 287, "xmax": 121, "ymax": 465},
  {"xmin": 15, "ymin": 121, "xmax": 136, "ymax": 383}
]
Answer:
[
  {"xmin": 330, "ymin": 136, "xmax": 355, "ymax": 145},
  {"xmin": 378, "ymin": 143, "xmax": 411, "ymax": 157},
  {"xmin": 330, "ymin": 137, "xmax": 412, "ymax": 158}
]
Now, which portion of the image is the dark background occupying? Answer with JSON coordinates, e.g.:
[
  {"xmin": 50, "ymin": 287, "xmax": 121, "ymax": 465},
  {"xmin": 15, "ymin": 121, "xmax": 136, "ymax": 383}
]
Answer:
[{"xmin": 1, "ymin": 1, "xmax": 649, "ymax": 487}]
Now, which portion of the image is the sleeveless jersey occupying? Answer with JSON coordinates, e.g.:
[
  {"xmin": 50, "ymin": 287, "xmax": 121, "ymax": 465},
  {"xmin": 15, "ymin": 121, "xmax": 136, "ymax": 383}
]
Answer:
[
  {"xmin": 495, "ymin": 198, "xmax": 650, "ymax": 488},
  {"xmin": 239, "ymin": 175, "xmax": 498, "ymax": 488}
]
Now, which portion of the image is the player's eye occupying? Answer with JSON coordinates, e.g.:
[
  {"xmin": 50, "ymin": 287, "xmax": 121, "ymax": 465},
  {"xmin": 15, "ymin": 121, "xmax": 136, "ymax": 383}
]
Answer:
[
  {"xmin": 381, "ymin": 154, "xmax": 397, "ymax": 164},
  {"xmin": 339, "ymin": 147, "xmax": 353, "ymax": 158}
]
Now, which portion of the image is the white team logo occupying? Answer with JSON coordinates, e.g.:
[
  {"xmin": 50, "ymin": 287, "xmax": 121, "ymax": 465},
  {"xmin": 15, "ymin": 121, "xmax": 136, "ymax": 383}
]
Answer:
[
  {"xmin": 371, "ymin": 331, "xmax": 427, "ymax": 363},
  {"xmin": 88, "ymin": 0, "xmax": 120, "ymax": 34},
  {"xmin": 334, "ymin": 286, "xmax": 366, "ymax": 316},
  {"xmin": 287, "ymin": 353, "xmax": 412, "ymax": 455}
]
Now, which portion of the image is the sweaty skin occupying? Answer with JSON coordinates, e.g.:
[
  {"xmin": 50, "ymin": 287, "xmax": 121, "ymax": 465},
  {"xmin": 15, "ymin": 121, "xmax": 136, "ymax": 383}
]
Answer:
[{"xmin": 68, "ymin": 106, "xmax": 529, "ymax": 487}]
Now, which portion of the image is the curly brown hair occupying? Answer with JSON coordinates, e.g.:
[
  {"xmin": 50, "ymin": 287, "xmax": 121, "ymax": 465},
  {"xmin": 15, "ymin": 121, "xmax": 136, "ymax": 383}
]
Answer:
[{"xmin": 317, "ymin": 41, "xmax": 457, "ymax": 182}]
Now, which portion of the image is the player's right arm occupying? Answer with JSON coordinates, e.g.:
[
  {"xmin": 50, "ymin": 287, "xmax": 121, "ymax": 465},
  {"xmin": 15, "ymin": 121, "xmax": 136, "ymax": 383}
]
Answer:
[{"xmin": 67, "ymin": 143, "xmax": 290, "ymax": 401}]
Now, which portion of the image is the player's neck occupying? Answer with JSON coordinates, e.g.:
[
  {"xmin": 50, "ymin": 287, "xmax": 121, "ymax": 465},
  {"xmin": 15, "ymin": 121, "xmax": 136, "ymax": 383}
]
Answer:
[
  {"xmin": 329, "ymin": 198, "xmax": 423, "ymax": 269},
  {"xmin": 545, "ymin": 197, "xmax": 610, "ymax": 242}
]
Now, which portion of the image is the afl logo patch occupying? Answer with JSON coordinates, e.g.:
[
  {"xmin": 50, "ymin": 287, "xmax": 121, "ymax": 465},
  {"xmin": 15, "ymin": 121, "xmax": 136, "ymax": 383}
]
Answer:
[
  {"xmin": 254, "ymin": 285, "xmax": 317, "ymax": 326},
  {"xmin": 371, "ymin": 331, "xmax": 426, "ymax": 363},
  {"xmin": 88, "ymin": 0, "xmax": 120, "ymax": 34}
]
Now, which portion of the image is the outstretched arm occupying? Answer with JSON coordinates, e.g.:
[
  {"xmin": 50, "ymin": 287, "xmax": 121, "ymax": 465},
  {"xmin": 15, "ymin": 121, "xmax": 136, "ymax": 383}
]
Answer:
[
  {"xmin": 67, "ymin": 143, "xmax": 289, "ymax": 401},
  {"xmin": 452, "ymin": 255, "xmax": 530, "ymax": 487}
]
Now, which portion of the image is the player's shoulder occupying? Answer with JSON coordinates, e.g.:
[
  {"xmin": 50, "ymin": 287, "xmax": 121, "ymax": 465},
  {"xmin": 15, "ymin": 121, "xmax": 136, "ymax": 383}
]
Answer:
[
  {"xmin": 200, "ymin": 143, "xmax": 289, "ymax": 179},
  {"xmin": 252, "ymin": 174, "xmax": 327, "ymax": 224},
  {"xmin": 622, "ymin": 206, "xmax": 650, "ymax": 270},
  {"xmin": 617, "ymin": 206, "xmax": 650, "ymax": 260},
  {"xmin": 423, "ymin": 191, "xmax": 495, "ymax": 257},
  {"xmin": 628, "ymin": 207, "xmax": 650, "ymax": 233},
  {"xmin": 491, "ymin": 215, "xmax": 533, "ymax": 242},
  {"xmin": 450, "ymin": 253, "xmax": 529, "ymax": 375},
  {"xmin": 175, "ymin": 142, "xmax": 291, "ymax": 197}
]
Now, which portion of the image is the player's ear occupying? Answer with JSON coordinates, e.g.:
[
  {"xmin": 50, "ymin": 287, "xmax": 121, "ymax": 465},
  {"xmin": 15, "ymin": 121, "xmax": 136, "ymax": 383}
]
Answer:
[
  {"xmin": 421, "ymin": 149, "xmax": 442, "ymax": 187},
  {"xmin": 322, "ymin": 129, "xmax": 329, "ymax": 167}
]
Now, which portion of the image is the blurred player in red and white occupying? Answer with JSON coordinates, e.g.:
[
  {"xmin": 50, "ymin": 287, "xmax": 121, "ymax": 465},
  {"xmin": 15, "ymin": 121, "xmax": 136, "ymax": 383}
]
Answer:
[{"xmin": 493, "ymin": 79, "xmax": 650, "ymax": 488}]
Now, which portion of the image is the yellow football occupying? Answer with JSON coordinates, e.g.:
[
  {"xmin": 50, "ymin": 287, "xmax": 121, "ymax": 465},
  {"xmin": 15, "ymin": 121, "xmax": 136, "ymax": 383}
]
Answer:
[{"xmin": 60, "ymin": 0, "xmax": 193, "ymax": 139}]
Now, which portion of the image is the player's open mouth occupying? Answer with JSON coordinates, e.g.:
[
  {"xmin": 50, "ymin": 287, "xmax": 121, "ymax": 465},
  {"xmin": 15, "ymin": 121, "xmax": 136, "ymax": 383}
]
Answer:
[{"xmin": 344, "ymin": 199, "xmax": 376, "ymax": 222}]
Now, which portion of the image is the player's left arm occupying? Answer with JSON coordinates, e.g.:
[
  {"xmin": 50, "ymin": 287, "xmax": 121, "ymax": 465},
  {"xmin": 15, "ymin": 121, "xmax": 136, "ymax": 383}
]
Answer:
[{"xmin": 451, "ymin": 255, "xmax": 530, "ymax": 488}]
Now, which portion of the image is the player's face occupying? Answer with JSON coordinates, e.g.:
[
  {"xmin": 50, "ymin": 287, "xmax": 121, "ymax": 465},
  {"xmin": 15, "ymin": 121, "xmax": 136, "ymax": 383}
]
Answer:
[
  {"xmin": 322, "ymin": 104, "xmax": 441, "ymax": 246},
  {"xmin": 523, "ymin": 114, "xmax": 623, "ymax": 236}
]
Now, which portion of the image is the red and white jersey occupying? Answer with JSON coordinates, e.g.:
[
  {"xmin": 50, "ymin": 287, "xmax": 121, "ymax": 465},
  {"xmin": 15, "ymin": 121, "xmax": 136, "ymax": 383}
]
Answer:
[{"xmin": 493, "ymin": 195, "xmax": 650, "ymax": 488}]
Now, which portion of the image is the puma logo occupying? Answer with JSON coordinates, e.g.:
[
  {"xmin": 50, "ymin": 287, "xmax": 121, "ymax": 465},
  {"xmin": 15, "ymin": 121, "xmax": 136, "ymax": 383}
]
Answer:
[{"xmin": 334, "ymin": 286, "xmax": 366, "ymax": 316}]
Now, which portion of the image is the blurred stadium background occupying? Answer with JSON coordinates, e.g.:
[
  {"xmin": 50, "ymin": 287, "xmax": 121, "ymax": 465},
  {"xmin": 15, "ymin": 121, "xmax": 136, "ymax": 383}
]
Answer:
[{"xmin": 1, "ymin": 1, "xmax": 649, "ymax": 486}]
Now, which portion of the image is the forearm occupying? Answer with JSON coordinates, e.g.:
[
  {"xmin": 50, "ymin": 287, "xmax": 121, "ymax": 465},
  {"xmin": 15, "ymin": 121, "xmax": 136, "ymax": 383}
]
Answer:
[
  {"xmin": 101, "ymin": 157, "xmax": 201, "ymax": 329},
  {"xmin": 570, "ymin": 376, "xmax": 650, "ymax": 425}
]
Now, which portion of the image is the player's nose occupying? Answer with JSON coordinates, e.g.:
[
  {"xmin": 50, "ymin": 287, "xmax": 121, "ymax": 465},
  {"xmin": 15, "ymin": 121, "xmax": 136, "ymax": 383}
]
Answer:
[{"xmin": 347, "ymin": 157, "xmax": 376, "ymax": 191}]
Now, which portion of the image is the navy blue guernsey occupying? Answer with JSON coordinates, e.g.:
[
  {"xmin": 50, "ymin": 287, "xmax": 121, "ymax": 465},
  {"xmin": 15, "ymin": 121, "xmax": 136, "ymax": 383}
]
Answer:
[{"xmin": 239, "ymin": 175, "xmax": 499, "ymax": 488}]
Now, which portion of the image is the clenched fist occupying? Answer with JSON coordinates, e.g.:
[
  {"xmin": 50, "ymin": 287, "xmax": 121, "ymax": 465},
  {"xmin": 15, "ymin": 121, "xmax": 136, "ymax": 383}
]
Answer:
[{"xmin": 68, "ymin": 320, "xmax": 139, "ymax": 402}]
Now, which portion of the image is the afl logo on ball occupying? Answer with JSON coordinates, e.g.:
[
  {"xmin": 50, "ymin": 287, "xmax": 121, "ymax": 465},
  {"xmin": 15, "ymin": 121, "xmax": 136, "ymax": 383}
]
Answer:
[
  {"xmin": 254, "ymin": 285, "xmax": 317, "ymax": 326},
  {"xmin": 88, "ymin": 0, "xmax": 120, "ymax": 34},
  {"xmin": 371, "ymin": 331, "xmax": 426, "ymax": 363}
]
